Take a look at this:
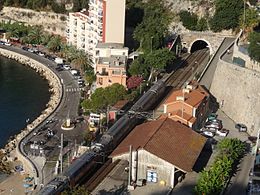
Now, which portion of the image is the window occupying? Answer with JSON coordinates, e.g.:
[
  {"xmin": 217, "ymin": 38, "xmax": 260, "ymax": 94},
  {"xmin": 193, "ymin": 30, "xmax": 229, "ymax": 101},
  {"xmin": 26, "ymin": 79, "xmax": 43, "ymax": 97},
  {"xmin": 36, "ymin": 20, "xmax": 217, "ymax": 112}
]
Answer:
[{"xmin": 112, "ymin": 70, "xmax": 121, "ymax": 75}]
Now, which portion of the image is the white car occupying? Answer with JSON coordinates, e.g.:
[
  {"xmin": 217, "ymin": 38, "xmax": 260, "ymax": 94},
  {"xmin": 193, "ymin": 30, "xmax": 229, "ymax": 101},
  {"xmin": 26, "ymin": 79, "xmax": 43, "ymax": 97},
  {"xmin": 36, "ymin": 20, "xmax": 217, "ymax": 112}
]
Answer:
[
  {"xmin": 202, "ymin": 131, "xmax": 215, "ymax": 137},
  {"xmin": 216, "ymin": 129, "xmax": 229, "ymax": 137},
  {"xmin": 4, "ymin": 42, "xmax": 11, "ymax": 46},
  {"xmin": 63, "ymin": 65, "xmax": 71, "ymax": 70}
]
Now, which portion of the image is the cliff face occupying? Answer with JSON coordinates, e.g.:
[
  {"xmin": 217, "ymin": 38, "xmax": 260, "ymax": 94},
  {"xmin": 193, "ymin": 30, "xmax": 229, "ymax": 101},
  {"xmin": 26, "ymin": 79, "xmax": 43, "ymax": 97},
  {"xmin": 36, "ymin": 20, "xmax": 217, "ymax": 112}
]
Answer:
[
  {"xmin": 210, "ymin": 59, "xmax": 260, "ymax": 136},
  {"xmin": 0, "ymin": 6, "xmax": 67, "ymax": 37}
]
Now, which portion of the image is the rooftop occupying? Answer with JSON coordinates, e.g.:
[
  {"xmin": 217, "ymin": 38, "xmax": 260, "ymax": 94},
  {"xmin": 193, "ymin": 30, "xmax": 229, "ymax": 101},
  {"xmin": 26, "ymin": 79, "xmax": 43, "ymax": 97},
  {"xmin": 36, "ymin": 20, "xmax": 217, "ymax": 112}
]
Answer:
[
  {"xmin": 98, "ymin": 55, "xmax": 127, "ymax": 67},
  {"xmin": 96, "ymin": 42, "xmax": 127, "ymax": 49},
  {"xmin": 111, "ymin": 118, "xmax": 206, "ymax": 172},
  {"xmin": 164, "ymin": 81, "xmax": 209, "ymax": 108}
]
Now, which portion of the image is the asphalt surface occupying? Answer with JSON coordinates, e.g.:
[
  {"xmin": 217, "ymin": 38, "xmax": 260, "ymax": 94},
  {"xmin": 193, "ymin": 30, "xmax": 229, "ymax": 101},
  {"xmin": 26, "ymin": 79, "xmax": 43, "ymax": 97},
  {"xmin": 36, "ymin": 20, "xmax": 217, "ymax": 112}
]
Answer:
[
  {"xmin": 0, "ymin": 45, "xmax": 85, "ymax": 191},
  {"xmin": 199, "ymin": 37, "xmax": 235, "ymax": 89}
]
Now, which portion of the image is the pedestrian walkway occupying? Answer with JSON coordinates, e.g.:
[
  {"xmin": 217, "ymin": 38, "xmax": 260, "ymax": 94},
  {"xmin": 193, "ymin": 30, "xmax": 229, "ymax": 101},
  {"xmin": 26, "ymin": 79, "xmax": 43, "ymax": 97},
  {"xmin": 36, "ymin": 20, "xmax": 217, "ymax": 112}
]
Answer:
[{"xmin": 65, "ymin": 87, "xmax": 84, "ymax": 92}]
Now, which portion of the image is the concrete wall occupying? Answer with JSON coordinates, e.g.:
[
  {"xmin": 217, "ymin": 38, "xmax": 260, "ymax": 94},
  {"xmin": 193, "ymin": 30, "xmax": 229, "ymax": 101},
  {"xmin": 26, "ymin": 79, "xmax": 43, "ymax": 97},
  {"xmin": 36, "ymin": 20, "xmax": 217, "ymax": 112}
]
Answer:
[
  {"xmin": 233, "ymin": 38, "xmax": 260, "ymax": 72},
  {"xmin": 105, "ymin": 0, "xmax": 125, "ymax": 44},
  {"xmin": 210, "ymin": 57, "xmax": 260, "ymax": 136},
  {"xmin": 113, "ymin": 149, "xmax": 184, "ymax": 188}
]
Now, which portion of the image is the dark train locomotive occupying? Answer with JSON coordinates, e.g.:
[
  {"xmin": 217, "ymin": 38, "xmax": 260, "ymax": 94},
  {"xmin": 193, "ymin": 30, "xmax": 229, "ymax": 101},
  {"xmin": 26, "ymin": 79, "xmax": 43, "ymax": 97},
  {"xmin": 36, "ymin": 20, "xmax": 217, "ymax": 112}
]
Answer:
[{"xmin": 39, "ymin": 79, "xmax": 167, "ymax": 195}]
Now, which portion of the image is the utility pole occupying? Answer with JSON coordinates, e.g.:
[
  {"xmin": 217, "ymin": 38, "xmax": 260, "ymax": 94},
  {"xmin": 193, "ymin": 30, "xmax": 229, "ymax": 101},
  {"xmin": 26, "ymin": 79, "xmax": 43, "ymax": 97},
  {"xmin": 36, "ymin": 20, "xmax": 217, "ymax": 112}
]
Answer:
[
  {"xmin": 60, "ymin": 133, "xmax": 64, "ymax": 174},
  {"xmin": 128, "ymin": 145, "xmax": 134, "ymax": 190},
  {"xmin": 243, "ymin": 0, "xmax": 246, "ymax": 30}
]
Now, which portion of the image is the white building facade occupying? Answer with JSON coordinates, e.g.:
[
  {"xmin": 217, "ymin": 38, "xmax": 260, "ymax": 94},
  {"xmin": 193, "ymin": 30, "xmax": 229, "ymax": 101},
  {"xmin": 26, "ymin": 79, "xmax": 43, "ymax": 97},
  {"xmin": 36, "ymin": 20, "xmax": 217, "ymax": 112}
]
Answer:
[{"xmin": 67, "ymin": 0, "xmax": 126, "ymax": 59}]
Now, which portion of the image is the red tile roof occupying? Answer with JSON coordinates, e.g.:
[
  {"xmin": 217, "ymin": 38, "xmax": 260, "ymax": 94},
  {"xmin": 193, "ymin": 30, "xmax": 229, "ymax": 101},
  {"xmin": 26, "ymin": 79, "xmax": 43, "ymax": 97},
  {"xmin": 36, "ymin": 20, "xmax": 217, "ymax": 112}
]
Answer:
[
  {"xmin": 110, "ymin": 118, "xmax": 206, "ymax": 172},
  {"xmin": 163, "ymin": 82, "xmax": 209, "ymax": 108}
]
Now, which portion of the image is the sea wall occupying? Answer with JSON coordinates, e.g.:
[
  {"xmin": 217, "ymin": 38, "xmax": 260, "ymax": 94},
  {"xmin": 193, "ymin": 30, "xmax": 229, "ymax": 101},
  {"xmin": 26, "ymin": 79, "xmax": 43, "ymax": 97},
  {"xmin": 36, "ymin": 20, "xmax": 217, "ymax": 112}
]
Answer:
[{"xmin": 0, "ymin": 48, "xmax": 62, "ymax": 176}]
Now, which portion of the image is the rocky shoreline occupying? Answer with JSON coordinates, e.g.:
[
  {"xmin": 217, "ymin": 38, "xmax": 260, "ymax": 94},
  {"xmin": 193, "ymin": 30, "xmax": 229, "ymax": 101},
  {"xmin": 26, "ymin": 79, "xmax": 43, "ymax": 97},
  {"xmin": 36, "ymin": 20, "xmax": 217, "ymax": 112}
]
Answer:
[{"xmin": 0, "ymin": 48, "xmax": 62, "ymax": 174}]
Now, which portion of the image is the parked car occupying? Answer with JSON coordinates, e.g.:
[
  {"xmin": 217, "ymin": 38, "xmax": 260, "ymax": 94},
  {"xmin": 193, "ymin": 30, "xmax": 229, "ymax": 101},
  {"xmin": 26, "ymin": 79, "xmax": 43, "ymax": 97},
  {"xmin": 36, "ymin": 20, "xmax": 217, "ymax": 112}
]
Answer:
[
  {"xmin": 205, "ymin": 123, "xmax": 222, "ymax": 130},
  {"xmin": 0, "ymin": 41, "xmax": 5, "ymax": 45},
  {"xmin": 248, "ymin": 136, "xmax": 257, "ymax": 143},
  {"xmin": 4, "ymin": 42, "xmax": 11, "ymax": 46},
  {"xmin": 216, "ymin": 129, "xmax": 229, "ymax": 137},
  {"xmin": 235, "ymin": 123, "xmax": 247, "ymax": 132},
  {"xmin": 202, "ymin": 131, "xmax": 215, "ymax": 137},
  {"xmin": 207, "ymin": 113, "xmax": 218, "ymax": 121},
  {"xmin": 63, "ymin": 65, "xmax": 71, "ymax": 70},
  {"xmin": 21, "ymin": 46, "xmax": 29, "ymax": 51}
]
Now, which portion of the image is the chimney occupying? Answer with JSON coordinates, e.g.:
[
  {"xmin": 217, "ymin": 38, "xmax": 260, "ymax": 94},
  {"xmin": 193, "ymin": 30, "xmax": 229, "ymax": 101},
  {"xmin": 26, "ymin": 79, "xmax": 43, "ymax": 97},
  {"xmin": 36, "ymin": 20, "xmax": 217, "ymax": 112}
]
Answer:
[{"xmin": 176, "ymin": 96, "xmax": 184, "ymax": 101}]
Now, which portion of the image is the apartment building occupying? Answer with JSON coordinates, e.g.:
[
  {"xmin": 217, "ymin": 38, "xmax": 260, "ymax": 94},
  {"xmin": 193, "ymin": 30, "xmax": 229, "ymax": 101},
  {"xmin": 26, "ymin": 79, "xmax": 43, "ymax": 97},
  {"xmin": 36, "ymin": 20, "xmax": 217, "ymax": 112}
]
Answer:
[
  {"xmin": 95, "ymin": 43, "xmax": 128, "ymax": 88},
  {"xmin": 67, "ymin": 0, "xmax": 126, "ymax": 58},
  {"xmin": 162, "ymin": 81, "xmax": 210, "ymax": 130}
]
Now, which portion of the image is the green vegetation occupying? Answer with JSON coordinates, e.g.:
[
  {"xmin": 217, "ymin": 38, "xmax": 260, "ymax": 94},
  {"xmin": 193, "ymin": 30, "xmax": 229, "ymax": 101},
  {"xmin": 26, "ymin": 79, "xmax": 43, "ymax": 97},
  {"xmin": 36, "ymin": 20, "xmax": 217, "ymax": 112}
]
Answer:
[
  {"xmin": 2, "ymin": 0, "xmax": 67, "ymax": 13},
  {"xmin": 129, "ymin": 48, "xmax": 175, "ymax": 81},
  {"xmin": 0, "ymin": 21, "xmax": 93, "ymax": 77},
  {"xmin": 209, "ymin": 0, "xmax": 244, "ymax": 32},
  {"xmin": 179, "ymin": 10, "xmax": 208, "ymax": 31},
  {"xmin": 239, "ymin": 9, "xmax": 260, "ymax": 32},
  {"xmin": 129, "ymin": 0, "xmax": 176, "ymax": 82},
  {"xmin": 248, "ymin": 31, "xmax": 260, "ymax": 63},
  {"xmin": 72, "ymin": 0, "xmax": 89, "ymax": 12},
  {"xmin": 81, "ymin": 83, "xmax": 127, "ymax": 112},
  {"xmin": 133, "ymin": 0, "xmax": 172, "ymax": 53},
  {"xmin": 194, "ymin": 138, "xmax": 246, "ymax": 195}
]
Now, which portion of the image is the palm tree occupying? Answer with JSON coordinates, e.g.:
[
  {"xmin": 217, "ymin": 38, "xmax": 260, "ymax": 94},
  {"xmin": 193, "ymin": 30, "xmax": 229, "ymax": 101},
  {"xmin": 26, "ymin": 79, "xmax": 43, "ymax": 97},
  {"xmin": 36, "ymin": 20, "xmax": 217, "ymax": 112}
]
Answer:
[
  {"xmin": 41, "ymin": 34, "xmax": 53, "ymax": 46},
  {"xmin": 47, "ymin": 35, "xmax": 62, "ymax": 52},
  {"xmin": 27, "ymin": 26, "xmax": 43, "ymax": 45},
  {"xmin": 72, "ymin": 50, "xmax": 91, "ymax": 72}
]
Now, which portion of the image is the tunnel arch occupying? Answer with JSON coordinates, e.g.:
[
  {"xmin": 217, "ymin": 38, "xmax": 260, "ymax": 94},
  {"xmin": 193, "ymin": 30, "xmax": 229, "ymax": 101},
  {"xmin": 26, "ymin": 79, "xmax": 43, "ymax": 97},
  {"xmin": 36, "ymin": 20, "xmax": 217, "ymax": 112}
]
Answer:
[{"xmin": 189, "ymin": 39, "xmax": 213, "ymax": 55}]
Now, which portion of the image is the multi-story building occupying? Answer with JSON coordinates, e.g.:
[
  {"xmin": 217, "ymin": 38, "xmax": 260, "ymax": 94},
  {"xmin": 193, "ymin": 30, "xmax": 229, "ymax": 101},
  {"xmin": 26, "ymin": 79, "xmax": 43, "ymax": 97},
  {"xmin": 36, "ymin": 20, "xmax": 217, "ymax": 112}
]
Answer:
[
  {"xmin": 95, "ymin": 43, "xmax": 128, "ymax": 88},
  {"xmin": 161, "ymin": 81, "xmax": 210, "ymax": 130},
  {"xmin": 67, "ymin": 0, "xmax": 126, "ymax": 58}
]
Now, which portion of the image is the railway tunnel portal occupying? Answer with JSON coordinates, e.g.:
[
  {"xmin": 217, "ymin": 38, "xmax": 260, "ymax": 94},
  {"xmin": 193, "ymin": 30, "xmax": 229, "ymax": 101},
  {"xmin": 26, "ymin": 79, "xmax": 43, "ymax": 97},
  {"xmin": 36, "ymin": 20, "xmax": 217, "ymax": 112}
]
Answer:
[{"xmin": 180, "ymin": 31, "xmax": 232, "ymax": 55}]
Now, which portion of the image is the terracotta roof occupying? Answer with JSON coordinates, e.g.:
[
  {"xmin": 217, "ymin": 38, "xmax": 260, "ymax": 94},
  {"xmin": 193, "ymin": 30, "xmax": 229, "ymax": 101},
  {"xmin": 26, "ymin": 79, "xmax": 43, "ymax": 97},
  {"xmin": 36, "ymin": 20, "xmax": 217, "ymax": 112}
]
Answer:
[
  {"xmin": 163, "ymin": 84, "xmax": 208, "ymax": 108},
  {"xmin": 169, "ymin": 110, "xmax": 196, "ymax": 123},
  {"xmin": 111, "ymin": 118, "xmax": 206, "ymax": 172}
]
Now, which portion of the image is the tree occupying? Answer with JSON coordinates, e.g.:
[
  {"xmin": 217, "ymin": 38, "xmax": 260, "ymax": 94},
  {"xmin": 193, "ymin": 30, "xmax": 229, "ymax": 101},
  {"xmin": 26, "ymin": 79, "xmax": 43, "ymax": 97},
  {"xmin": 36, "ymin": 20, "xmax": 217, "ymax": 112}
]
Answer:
[
  {"xmin": 210, "ymin": 0, "xmax": 244, "ymax": 32},
  {"xmin": 72, "ymin": 0, "xmax": 81, "ymax": 12},
  {"xmin": 71, "ymin": 50, "xmax": 91, "ymax": 73},
  {"xmin": 239, "ymin": 8, "xmax": 259, "ymax": 32},
  {"xmin": 196, "ymin": 17, "xmax": 208, "ymax": 31},
  {"xmin": 81, "ymin": 84, "xmax": 127, "ymax": 112},
  {"xmin": 179, "ymin": 10, "xmax": 198, "ymax": 31},
  {"xmin": 145, "ymin": 48, "xmax": 175, "ymax": 81},
  {"xmin": 133, "ymin": 0, "xmax": 172, "ymax": 52},
  {"xmin": 248, "ymin": 31, "xmax": 260, "ymax": 63},
  {"xmin": 47, "ymin": 35, "xmax": 62, "ymax": 52},
  {"xmin": 27, "ymin": 26, "xmax": 43, "ymax": 45},
  {"xmin": 127, "ymin": 76, "xmax": 143, "ymax": 89},
  {"xmin": 128, "ymin": 55, "xmax": 149, "ymax": 77}
]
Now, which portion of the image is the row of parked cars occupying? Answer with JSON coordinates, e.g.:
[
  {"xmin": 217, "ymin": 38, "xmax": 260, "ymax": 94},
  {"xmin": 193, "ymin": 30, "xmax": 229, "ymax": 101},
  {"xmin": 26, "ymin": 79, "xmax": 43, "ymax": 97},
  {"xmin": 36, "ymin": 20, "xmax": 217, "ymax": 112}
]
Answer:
[
  {"xmin": 200, "ymin": 113, "xmax": 229, "ymax": 138},
  {"xmin": 200, "ymin": 113, "xmax": 248, "ymax": 138}
]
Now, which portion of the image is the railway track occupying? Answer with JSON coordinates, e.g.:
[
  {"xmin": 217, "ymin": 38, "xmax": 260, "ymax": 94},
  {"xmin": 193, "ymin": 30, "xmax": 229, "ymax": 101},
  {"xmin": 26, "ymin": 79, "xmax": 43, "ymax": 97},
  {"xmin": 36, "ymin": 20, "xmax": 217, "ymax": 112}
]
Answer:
[
  {"xmin": 166, "ymin": 49, "xmax": 209, "ymax": 87},
  {"xmin": 155, "ymin": 49, "xmax": 209, "ymax": 115}
]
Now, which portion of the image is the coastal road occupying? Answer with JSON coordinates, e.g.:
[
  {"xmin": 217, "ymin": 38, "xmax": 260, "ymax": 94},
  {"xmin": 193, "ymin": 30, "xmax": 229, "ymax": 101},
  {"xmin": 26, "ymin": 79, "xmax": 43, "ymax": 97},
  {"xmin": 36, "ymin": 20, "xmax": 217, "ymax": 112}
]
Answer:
[{"xmin": 0, "ymin": 45, "xmax": 85, "ymax": 191}]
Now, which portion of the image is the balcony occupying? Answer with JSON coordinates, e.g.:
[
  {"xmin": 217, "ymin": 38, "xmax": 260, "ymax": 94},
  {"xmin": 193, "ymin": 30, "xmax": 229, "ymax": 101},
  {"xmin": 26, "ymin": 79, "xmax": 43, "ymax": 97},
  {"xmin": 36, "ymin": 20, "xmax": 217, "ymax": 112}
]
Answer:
[{"xmin": 97, "ymin": 71, "xmax": 109, "ymax": 76}]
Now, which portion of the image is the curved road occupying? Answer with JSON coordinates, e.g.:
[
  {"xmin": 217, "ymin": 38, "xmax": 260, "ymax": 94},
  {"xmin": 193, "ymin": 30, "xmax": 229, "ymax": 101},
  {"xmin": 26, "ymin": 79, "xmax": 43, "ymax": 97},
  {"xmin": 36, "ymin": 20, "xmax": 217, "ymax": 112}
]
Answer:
[{"xmin": 0, "ymin": 44, "xmax": 82, "ymax": 192}]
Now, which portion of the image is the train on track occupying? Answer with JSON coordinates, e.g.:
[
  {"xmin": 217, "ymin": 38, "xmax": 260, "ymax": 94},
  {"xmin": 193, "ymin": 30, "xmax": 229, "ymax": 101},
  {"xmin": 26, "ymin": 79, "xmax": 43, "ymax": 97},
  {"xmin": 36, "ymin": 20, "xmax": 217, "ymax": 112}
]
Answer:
[{"xmin": 39, "ymin": 80, "xmax": 167, "ymax": 195}]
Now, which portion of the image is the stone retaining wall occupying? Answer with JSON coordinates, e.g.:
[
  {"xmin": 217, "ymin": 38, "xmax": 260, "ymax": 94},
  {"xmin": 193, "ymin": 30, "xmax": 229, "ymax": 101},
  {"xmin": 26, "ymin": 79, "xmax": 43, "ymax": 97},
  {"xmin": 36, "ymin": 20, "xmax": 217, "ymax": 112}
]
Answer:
[
  {"xmin": 0, "ymin": 48, "xmax": 62, "ymax": 176},
  {"xmin": 210, "ymin": 54, "xmax": 260, "ymax": 136}
]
